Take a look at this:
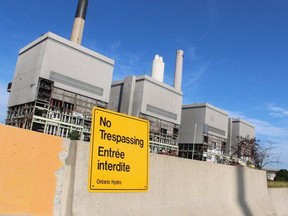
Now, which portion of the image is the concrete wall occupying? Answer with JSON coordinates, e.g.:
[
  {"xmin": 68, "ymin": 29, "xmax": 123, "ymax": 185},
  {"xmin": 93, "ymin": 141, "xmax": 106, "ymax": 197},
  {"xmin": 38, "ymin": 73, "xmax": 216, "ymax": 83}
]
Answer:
[
  {"xmin": 0, "ymin": 124, "xmax": 68, "ymax": 215},
  {"xmin": 1, "ymin": 125, "xmax": 284, "ymax": 216},
  {"xmin": 63, "ymin": 141, "xmax": 277, "ymax": 216},
  {"xmin": 268, "ymin": 188, "xmax": 288, "ymax": 216}
]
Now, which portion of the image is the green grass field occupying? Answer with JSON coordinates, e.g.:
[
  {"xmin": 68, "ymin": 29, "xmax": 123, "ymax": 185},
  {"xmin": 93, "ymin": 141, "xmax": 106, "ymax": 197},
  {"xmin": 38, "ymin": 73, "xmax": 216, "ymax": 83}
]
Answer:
[{"xmin": 267, "ymin": 181, "xmax": 288, "ymax": 188}]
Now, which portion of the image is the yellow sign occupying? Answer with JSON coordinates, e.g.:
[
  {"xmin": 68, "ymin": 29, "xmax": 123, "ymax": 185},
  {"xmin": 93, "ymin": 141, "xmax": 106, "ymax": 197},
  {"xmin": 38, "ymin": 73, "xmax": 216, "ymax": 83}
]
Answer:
[{"xmin": 88, "ymin": 107, "xmax": 149, "ymax": 192}]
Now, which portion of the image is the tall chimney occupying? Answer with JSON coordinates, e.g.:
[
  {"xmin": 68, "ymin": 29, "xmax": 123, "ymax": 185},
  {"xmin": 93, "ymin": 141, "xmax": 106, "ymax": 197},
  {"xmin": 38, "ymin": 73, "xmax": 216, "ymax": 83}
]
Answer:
[
  {"xmin": 71, "ymin": 0, "xmax": 89, "ymax": 45},
  {"xmin": 151, "ymin": 54, "xmax": 165, "ymax": 82},
  {"xmin": 173, "ymin": 50, "xmax": 184, "ymax": 90}
]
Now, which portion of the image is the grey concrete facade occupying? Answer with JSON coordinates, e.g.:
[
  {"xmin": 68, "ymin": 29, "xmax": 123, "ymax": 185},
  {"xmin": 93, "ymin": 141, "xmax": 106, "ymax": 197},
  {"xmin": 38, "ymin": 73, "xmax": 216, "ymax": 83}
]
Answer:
[
  {"xmin": 108, "ymin": 75, "xmax": 183, "ymax": 154},
  {"xmin": 6, "ymin": 32, "xmax": 114, "ymax": 141},
  {"xmin": 179, "ymin": 103, "xmax": 228, "ymax": 162},
  {"xmin": 8, "ymin": 32, "xmax": 114, "ymax": 107},
  {"xmin": 227, "ymin": 118, "xmax": 255, "ymax": 156}
]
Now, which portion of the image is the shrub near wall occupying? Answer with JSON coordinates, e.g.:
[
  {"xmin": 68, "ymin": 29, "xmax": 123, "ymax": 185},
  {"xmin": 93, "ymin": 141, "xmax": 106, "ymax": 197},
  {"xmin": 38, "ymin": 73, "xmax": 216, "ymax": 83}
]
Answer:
[{"xmin": 274, "ymin": 169, "xmax": 288, "ymax": 181}]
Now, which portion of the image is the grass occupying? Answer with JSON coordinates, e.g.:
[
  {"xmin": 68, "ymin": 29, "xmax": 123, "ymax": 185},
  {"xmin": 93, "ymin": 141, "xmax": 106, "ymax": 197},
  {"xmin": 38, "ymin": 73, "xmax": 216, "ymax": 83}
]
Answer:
[{"xmin": 267, "ymin": 181, "xmax": 288, "ymax": 188}]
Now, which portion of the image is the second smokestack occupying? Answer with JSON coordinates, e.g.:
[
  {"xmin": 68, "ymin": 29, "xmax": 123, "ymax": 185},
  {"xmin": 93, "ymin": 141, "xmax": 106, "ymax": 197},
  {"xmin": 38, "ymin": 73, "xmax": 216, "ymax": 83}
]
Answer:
[
  {"xmin": 71, "ymin": 0, "xmax": 89, "ymax": 45},
  {"xmin": 173, "ymin": 50, "xmax": 184, "ymax": 90},
  {"xmin": 151, "ymin": 54, "xmax": 165, "ymax": 82}
]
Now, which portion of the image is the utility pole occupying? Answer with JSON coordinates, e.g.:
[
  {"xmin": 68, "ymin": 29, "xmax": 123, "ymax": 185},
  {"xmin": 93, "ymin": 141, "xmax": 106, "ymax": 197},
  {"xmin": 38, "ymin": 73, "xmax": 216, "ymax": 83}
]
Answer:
[{"xmin": 192, "ymin": 123, "xmax": 197, "ymax": 159}]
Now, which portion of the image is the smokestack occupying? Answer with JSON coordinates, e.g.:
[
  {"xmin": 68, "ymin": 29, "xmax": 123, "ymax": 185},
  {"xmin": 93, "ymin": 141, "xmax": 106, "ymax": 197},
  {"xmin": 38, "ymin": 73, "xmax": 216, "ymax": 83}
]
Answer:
[
  {"xmin": 71, "ymin": 0, "xmax": 89, "ymax": 45},
  {"xmin": 173, "ymin": 50, "xmax": 184, "ymax": 90},
  {"xmin": 151, "ymin": 54, "xmax": 165, "ymax": 82}
]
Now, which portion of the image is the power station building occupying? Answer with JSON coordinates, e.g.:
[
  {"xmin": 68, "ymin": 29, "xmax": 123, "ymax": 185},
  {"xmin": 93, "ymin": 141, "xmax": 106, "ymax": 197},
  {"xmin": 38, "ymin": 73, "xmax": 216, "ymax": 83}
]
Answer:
[
  {"xmin": 5, "ymin": 0, "xmax": 256, "ymax": 162},
  {"xmin": 108, "ymin": 51, "xmax": 184, "ymax": 154},
  {"xmin": 227, "ymin": 118, "xmax": 255, "ymax": 158},
  {"xmin": 6, "ymin": 32, "xmax": 114, "ymax": 141},
  {"xmin": 5, "ymin": 0, "xmax": 184, "ymax": 151},
  {"xmin": 6, "ymin": 0, "xmax": 116, "ymax": 141},
  {"xmin": 178, "ymin": 103, "xmax": 229, "ymax": 163}
]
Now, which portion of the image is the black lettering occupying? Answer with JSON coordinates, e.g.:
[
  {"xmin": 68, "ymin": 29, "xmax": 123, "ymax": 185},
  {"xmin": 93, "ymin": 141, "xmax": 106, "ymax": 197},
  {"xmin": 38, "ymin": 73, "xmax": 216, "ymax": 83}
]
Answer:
[
  {"xmin": 100, "ymin": 116, "xmax": 111, "ymax": 128},
  {"xmin": 107, "ymin": 133, "xmax": 111, "ymax": 140},
  {"xmin": 98, "ymin": 146, "xmax": 104, "ymax": 156},
  {"xmin": 99, "ymin": 129, "xmax": 106, "ymax": 139},
  {"xmin": 120, "ymin": 151, "xmax": 125, "ymax": 159},
  {"xmin": 98, "ymin": 147, "xmax": 125, "ymax": 159},
  {"xmin": 98, "ymin": 130, "xmax": 144, "ymax": 148},
  {"xmin": 97, "ymin": 160, "xmax": 131, "ymax": 172},
  {"xmin": 112, "ymin": 134, "xmax": 116, "ymax": 142}
]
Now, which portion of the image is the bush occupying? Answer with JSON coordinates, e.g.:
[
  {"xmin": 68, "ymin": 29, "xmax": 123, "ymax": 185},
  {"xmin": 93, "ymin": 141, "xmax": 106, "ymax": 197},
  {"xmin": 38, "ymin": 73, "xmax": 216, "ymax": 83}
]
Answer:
[
  {"xmin": 274, "ymin": 169, "xmax": 288, "ymax": 181},
  {"xmin": 68, "ymin": 130, "xmax": 80, "ymax": 140}
]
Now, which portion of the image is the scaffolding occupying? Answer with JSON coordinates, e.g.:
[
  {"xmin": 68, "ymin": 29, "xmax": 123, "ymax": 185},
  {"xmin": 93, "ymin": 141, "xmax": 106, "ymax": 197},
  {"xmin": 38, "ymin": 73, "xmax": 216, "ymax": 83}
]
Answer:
[
  {"xmin": 179, "ymin": 132, "xmax": 227, "ymax": 163},
  {"xmin": 139, "ymin": 113, "xmax": 179, "ymax": 156},
  {"xmin": 6, "ymin": 77, "xmax": 106, "ymax": 141}
]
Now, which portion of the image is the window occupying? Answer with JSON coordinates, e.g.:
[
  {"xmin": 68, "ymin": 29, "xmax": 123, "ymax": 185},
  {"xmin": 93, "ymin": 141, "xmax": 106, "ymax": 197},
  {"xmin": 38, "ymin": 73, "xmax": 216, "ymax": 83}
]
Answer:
[
  {"xmin": 183, "ymin": 144, "xmax": 188, "ymax": 150},
  {"xmin": 161, "ymin": 128, "xmax": 167, "ymax": 135},
  {"xmin": 204, "ymin": 135, "xmax": 208, "ymax": 143},
  {"xmin": 212, "ymin": 142, "xmax": 216, "ymax": 149},
  {"xmin": 221, "ymin": 142, "xmax": 226, "ymax": 152}
]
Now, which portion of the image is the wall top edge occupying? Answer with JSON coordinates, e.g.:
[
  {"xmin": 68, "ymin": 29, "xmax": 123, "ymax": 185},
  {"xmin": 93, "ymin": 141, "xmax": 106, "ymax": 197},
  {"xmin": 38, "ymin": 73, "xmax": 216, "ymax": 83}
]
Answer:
[{"xmin": 19, "ymin": 32, "xmax": 115, "ymax": 66}]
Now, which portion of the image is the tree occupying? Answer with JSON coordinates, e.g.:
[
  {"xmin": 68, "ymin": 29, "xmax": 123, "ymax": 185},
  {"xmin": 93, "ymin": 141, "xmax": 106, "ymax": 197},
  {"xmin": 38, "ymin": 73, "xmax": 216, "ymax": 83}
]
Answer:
[
  {"xmin": 231, "ymin": 136, "xmax": 279, "ymax": 169},
  {"xmin": 253, "ymin": 140, "xmax": 280, "ymax": 169},
  {"xmin": 68, "ymin": 130, "xmax": 80, "ymax": 140},
  {"xmin": 274, "ymin": 169, "xmax": 288, "ymax": 181},
  {"xmin": 231, "ymin": 136, "xmax": 256, "ymax": 160}
]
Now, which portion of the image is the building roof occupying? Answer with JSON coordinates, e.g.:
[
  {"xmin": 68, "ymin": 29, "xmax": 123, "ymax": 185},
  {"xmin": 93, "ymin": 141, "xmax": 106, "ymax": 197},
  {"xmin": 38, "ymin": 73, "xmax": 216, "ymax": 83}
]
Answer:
[
  {"xmin": 182, "ymin": 103, "xmax": 228, "ymax": 116},
  {"xmin": 112, "ymin": 74, "xmax": 182, "ymax": 96},
  {"xmin": 19, "ymin": 32, "xmax": 114, "ymax": 66},
  {"xmin": 230, "ymin": 118, "xmax": 255, "ymax": 129}
]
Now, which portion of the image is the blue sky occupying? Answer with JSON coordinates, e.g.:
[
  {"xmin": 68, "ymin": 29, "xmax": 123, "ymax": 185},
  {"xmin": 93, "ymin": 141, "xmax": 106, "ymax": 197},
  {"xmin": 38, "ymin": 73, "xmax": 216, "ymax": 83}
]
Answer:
[{"xmin": 1, "ymin": 0, "xmax": 288, "ymax": 169}]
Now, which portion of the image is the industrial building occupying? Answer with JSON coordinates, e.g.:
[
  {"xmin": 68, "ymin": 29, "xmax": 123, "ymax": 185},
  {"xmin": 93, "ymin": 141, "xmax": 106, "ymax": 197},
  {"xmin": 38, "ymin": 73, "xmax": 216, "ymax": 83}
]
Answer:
[
  {"xmin": 227, "ymin": 118, "xmax": 255, "ymax": 161},
  {"xmin": 178, "ymin": 103, "xmax": 229, "ymax": 163},
  {"xmin": 6, "ymin": 32, "xmax": 114, "ymax": 141},
  {"xmin": 5, "ymin": 0, "xmax": 184, "ymax": 150},
  {"xmin": 6, "ymin": 0, "xmax": 115, "ymax": 141},
  {"xmin": 5, "ymin": 0, "xmax": 256, "ymax": 161},
  {"xmin": 108, "ymin": 51, "xmax": 184, "ymax": 155}
]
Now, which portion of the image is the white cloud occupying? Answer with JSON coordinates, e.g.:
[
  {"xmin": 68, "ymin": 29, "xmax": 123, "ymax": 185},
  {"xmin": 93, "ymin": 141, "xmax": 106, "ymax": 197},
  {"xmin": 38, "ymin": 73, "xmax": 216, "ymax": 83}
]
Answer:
[
  {"xmin": 225, "ymin": 110, "xmax": 246, "ymax": 119},
  {"xmin": 268, "ymin": 105, "xmax": 288, "ymax": 118},
  {"xmin": 226, "ymin": 110, "xmax": 288, "ymax": 138},
  {"xmin": 183, "ymin": 63, "xmax": 209, "ymax": 92},
  {"xmin": 249, "ymin": 118, "xmax": 288, "ymax": 137}
]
